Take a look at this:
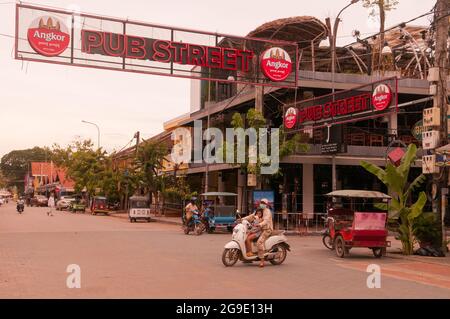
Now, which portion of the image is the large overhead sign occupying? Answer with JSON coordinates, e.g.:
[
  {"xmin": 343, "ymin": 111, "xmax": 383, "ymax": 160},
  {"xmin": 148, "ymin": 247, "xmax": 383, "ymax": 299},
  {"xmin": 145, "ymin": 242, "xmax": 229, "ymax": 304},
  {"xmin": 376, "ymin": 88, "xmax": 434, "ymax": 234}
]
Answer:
[
  {"xmin": 283, "ymin": 77, "xmax": 398, "ymax": 130},
  {"xmin": 15, "ymin": 4, "xmax": 298, "ymax": 88}
]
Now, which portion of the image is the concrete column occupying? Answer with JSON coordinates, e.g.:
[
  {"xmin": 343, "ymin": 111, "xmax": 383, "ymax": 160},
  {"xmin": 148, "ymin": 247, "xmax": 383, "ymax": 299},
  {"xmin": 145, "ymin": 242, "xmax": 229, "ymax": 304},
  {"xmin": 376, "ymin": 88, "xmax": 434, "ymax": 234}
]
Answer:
[
  {"xmin": 237, "ymin": 169, "xmax": 246, "ymax": 213},
  {"xmin": 302, "ymin": 164, "xmax": 314, "ymax": 215},
  {"xmin": 218, "ymin": 172, "xmax": 225, "ymax": 204},
  {"xmin": 388, "ymin": 111, "xmax": 398, "ymax": 136}
]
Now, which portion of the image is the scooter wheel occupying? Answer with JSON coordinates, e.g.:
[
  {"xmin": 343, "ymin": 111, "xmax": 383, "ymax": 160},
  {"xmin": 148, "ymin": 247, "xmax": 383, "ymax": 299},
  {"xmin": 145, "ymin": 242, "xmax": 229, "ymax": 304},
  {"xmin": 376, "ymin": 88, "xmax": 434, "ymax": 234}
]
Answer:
[
  {"xmin": 183, "ymin": 225, "xmax": 190, "ymax": 235},
  {"xmin": 269, "ymin": 244, "xmax": 288, "ymax": 265},
  {"xmin": 222, "ymin": 248, "xmax": 240, "ymax": 267}
]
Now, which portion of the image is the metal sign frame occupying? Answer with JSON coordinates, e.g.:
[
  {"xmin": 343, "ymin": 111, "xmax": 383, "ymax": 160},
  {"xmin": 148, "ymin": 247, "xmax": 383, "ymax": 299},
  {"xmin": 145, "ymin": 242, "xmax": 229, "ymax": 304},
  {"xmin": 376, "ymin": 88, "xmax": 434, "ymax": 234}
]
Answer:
[{"xmin": 15, "ymin": 3, "xmax": 298, "ymax": 88}]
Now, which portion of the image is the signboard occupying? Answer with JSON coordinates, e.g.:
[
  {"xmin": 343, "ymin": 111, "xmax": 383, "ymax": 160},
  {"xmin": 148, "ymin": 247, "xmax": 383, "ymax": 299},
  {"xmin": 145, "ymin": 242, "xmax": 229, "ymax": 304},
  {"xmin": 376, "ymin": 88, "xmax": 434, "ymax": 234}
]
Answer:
[
  {"xmin": 260, "ymin": 47, "xmax": 292, "ymax": 82},
  {"xmin": 284, "ymin": 107, "xmax": 297, "ymax": 129},
  {"xmin": 411, "ymin": 120, "xmax": 424, "ymax": 141},
  {"xmin": 247, "ymin": 173, "xmax": 257, "ymax": 187},
  {"xmin": 321, "ymin": 143, "xmax": 347, "ymax": 154},
  {"xmin": 283, "ymin": 78, "xmax": 398, "ymax": 130},
  {"xmin": 372, "ymin": 84, "xmax": 392, "ymax": 111},
  {"xmin": 15, "ymin": 4, "xmax": 298, "ymax": 88}
]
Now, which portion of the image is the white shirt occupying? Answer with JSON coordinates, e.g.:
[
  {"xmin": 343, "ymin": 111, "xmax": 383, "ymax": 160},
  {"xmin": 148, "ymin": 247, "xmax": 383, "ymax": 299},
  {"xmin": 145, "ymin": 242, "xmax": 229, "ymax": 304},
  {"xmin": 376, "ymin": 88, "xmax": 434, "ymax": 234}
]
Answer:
[{"xmin": 48, "ymin": 196, "xmax": 55, "ymax": 208}]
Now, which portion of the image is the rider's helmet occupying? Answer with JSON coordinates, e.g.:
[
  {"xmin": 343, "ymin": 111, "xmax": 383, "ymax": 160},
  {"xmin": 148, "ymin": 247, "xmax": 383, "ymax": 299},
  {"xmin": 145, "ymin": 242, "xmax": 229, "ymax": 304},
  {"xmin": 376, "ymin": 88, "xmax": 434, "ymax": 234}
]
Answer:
[{"xmin": 260, "ymin": 198, "xmax": 270, "ymax": 208}]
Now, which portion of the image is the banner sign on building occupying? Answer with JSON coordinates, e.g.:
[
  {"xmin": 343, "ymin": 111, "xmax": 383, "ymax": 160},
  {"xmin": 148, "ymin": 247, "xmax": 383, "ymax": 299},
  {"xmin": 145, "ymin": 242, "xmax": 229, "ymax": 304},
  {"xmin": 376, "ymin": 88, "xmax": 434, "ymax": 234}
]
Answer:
[
  {"xmin": 15, "ymin": 4, "xmax": 298, "ymax": 88},
  {"xmin": 283, "ymin": 77, "xmax": 398, "ymax": 130}
]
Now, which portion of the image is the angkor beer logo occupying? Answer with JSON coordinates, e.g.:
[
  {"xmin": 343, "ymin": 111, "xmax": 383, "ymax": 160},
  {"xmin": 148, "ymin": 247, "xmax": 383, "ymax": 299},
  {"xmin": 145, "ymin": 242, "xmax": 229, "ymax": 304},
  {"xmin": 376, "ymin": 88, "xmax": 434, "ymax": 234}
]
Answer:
[
  {"xmin": 372, "ymin": 84, "xmax": 392, "ymax": 111},
  {"xmin": 284, "ymin": 107, "xmax": 297, "ymax": 129},
  {"xmin": 261, "ymin": 47, "xmax": 292, "ymax": 82},
  {"xmin": 27, "ymin": 17, "xmax": 70, "ymax": 57}
]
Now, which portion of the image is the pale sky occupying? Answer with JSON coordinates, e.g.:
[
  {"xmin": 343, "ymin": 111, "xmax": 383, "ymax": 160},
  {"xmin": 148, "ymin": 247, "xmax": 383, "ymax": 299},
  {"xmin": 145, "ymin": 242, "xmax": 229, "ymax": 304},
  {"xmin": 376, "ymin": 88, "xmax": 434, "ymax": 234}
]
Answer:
[{"xmin": 0, "ymin": 0, "xmax": 436, "ymax": 157}]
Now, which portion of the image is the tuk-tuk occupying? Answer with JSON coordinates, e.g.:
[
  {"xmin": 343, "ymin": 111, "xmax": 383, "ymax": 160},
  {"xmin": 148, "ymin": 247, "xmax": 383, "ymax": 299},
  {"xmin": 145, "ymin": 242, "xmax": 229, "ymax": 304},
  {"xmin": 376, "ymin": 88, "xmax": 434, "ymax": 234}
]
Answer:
[
  {"xmin": 324, "ymin": 190, "xmax": 391, "ymax": 258},
  {"xmin": 128, "ymin": 196, "xmax": 151, "ymax": 223},
  {"xmin": 69, "ymin": 196, "xmax": 86, "ymax": 213},
  {"xmin": 91, "ymin": 196, "xmax": 109, "ymax": 215},
  {"xmin": 200, "ymin": 192, "xmax": 239, "ymax": 233}
]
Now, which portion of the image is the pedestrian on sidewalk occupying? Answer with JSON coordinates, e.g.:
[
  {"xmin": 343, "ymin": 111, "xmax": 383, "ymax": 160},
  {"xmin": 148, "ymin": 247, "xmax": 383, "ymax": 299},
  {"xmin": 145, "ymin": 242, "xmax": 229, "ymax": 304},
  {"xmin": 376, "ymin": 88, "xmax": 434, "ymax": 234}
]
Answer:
[{"xmin": 47, "ymin": 194, "xmax": 55, "ymax": 216}]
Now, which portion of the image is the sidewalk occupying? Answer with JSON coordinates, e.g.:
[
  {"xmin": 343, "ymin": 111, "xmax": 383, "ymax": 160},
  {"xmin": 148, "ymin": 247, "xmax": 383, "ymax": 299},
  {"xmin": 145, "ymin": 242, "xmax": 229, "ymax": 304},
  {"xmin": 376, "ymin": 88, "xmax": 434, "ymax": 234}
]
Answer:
[{"xmin": 108, "ymin": 211, "xmax": 183, "ymax": 226}]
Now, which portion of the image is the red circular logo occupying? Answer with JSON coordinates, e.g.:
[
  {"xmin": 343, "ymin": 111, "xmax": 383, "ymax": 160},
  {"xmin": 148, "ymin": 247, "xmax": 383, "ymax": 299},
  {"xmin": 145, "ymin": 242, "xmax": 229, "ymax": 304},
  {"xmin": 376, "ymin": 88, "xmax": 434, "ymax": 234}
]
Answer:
[
  {"xmin": 372, "ymin": 84, "xmax": 392, "ymax": 111},
  {"xmin": 284, "ymin": 107, "xmax": 297, "ymax": 129},
  {"xmin": 261, "ymin": 47, "xmax": 292, "ymax": 82},
  {"xmin": 27, "ymin": 16, "xmax": 70, "ymax": 57}
]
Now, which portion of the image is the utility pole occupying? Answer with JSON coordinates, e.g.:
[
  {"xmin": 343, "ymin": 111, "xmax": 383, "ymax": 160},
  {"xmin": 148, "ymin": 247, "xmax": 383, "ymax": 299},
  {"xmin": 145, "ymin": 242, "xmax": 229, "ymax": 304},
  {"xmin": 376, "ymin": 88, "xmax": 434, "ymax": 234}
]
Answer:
[
  {"xmin": 134, "ymin": 131, "xmax": 140, "ymax": 156},
  {"xmin": 433, "ymin": 0, "xmax": 449, "ymax": 251}
]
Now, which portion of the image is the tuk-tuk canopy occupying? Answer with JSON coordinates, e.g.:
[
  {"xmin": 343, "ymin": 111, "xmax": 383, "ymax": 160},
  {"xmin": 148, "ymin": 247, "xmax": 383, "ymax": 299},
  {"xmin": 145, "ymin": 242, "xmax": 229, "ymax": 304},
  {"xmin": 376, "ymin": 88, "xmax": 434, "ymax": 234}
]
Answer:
[
  {"xmin": 325, "ymin": 190, "xmax": 391, "ymax": 200},
  {"xmin": 200, "ymin": 192, "xmax": 237, "ymax": 197},
  {"xmin": 129, "ymin": 196, "xmax": 149, "ymax": 208}
]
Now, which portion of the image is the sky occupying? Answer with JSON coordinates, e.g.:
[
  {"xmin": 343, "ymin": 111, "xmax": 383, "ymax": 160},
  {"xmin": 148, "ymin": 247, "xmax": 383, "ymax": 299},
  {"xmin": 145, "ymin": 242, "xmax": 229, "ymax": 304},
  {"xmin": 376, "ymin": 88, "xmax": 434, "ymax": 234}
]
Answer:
[{"xmin": 0, "ymin": 0, "xmax": 436, "ymax": 157}]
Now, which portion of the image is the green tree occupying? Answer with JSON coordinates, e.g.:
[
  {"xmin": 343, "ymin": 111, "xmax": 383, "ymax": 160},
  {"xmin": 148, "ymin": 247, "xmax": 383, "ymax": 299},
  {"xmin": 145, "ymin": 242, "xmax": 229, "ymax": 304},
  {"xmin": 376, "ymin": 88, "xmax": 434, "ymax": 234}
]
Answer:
[
  {"xmin": 0, "ymin": 147, "xmax": 50, "ymax": 192},
  {"xmin": 52, "ymin": 140, "xmax": 108, "ymax": 197},
  {"xmin": 227, "ymin": 110, "xmax": 308, "ymax": 176},
  {"xmin": 135, "ymin": 140, "xmax": 167, "ymax": 194},
  {"xmin": 361, "ymin": 144, "xmax": 427, "ymax": 255},
  {"xmin": 0, "ymin": 170, "xmax": 7, "ymax": 189}
]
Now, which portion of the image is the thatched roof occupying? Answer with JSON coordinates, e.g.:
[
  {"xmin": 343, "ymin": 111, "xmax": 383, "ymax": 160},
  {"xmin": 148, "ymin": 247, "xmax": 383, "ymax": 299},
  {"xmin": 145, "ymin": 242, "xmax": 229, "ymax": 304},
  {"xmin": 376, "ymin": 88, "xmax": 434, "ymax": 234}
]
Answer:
[{"xmin": 247, "ymin": 16, "xmax": 328, "ymax": 48}]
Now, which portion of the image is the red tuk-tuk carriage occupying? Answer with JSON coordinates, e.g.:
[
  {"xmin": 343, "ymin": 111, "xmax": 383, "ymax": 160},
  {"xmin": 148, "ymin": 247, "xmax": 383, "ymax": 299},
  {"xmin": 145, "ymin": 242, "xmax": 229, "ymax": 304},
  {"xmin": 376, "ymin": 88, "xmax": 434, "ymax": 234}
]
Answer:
[
  {"xmin": 90, "ymin": 196, "xmax": 109, "ymax": 215},
  {"xmin": 324, "ymin": 190, "xmax": 391, "ymax": 258}
]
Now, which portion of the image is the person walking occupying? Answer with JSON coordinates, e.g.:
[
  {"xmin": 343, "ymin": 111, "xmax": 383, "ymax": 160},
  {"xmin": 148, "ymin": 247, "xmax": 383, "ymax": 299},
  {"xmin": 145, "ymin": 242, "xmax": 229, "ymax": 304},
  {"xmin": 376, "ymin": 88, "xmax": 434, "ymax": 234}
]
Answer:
[{"xmin": 47, "ymin": 193, "xmax": 55, "ymax": 216}]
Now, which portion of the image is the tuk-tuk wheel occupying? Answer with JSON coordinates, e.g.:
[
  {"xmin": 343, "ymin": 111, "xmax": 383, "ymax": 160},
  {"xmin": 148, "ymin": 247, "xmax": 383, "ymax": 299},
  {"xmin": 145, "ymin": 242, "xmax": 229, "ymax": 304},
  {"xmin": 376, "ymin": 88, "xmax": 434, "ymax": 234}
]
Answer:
[
  {"xmin": 147, "ymin": 218, "xmax": 151, "ymax": 223},
  {"xmin": 335, "ymin": 236, "xmax": 347, "ymax": 258},
  {"xmin": 372, "ymin": 248, "xmax": 383, "ymax": 258},
  {"xmin": 227, "ymin": 226, "xmax": 233, "ymax": 233}
]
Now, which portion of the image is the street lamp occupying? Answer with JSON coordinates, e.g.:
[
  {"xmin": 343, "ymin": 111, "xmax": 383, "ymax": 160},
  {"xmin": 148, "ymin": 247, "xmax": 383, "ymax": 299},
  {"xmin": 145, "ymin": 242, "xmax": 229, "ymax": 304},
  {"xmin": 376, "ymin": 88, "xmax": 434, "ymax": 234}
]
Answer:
[
  {"xmin": 81, "ymin": 120, "xmax": 101, "ymax": 149},
  {"xmin": 328, "ymin": 0, "xmax": 360, "ymax": 94},
  {"xmin": 325, "ymin": 0, "xmax": 360, "ymax": 192}
]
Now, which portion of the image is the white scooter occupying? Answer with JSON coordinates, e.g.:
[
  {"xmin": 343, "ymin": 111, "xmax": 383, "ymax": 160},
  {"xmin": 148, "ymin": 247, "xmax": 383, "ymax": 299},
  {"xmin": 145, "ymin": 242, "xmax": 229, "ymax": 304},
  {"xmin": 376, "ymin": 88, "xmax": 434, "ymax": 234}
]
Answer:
[{"xmin": 222, "ymin": 219, "xmax": 290, "ymax": 267}]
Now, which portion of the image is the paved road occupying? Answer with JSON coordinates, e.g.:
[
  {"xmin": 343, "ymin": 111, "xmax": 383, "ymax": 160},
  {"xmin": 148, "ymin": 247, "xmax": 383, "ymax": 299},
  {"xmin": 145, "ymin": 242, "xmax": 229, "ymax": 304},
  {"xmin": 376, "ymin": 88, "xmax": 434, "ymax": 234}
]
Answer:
[{"xmin": 0, "ymin": 202, "xmax": 449, "ymax": 298}]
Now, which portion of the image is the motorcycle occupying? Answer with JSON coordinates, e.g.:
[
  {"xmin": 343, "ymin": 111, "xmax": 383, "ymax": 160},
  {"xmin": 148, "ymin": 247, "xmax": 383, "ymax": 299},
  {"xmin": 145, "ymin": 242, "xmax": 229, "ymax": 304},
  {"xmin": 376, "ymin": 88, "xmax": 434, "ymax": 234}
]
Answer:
[
  {"xmin": 17, "ymin": 202, "xmax": 24, "ymax": 214},
  {"xmin": 222, "ymin": 219, "xmax": 290, "ymax": 267},
  {"xmin": 183, "ymin": 211, "xmax": 205, "ymax": 235},
  {"xmin": 322, "ymin": 216, "xmax": 334, "ymax": 250}
]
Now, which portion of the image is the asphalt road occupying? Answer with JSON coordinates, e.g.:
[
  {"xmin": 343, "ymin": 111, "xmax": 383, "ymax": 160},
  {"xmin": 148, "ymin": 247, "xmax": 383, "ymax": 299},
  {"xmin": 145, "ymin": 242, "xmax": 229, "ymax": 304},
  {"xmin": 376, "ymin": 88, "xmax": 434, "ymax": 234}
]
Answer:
[{"xmin": 0, "ymin": 202, "xmax": 449, "ymax": 298}]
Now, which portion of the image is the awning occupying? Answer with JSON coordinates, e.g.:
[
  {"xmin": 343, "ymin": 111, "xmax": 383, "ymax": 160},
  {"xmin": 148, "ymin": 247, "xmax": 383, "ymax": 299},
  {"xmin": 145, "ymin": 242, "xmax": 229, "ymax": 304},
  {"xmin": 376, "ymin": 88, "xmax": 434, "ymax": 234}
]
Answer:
[{"xmin": 436, "ymin": 144, "xmax": 450, "ymax": 155}]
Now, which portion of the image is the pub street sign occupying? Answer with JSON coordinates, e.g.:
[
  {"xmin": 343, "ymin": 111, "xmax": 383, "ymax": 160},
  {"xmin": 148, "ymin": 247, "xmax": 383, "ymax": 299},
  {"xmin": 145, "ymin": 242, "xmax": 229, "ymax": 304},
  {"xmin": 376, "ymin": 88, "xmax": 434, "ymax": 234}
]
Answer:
[
  {"xmin": 16, "ymin": 4, "xmax": 298, "ymax": 88},
  {"xmin": 283, "ymin": 78, "xmax": 398, "ymax": 131}
]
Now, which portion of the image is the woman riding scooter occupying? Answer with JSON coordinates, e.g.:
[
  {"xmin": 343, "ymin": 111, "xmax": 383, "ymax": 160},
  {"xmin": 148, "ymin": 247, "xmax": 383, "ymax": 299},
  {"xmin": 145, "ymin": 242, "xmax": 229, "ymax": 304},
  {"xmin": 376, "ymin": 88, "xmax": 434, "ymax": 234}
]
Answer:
[{"xmin": 243, "ymin": 208, "xmax": 264, "ymax": 258}]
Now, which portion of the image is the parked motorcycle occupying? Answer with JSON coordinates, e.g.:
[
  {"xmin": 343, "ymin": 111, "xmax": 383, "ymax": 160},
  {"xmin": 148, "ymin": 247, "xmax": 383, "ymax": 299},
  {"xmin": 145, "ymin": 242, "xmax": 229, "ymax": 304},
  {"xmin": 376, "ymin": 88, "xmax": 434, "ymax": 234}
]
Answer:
[{"xmin": 222, "ymin": 219, "xmax": 290, "ymax": 267}]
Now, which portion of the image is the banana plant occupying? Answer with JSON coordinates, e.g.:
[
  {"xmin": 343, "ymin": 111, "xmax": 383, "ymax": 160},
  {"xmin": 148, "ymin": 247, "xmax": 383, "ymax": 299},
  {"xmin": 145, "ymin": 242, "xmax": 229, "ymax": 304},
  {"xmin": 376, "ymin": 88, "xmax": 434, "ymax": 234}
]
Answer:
[{"xmin": 361, "ymin": 144, "xmax": 427, "ymax": 255}]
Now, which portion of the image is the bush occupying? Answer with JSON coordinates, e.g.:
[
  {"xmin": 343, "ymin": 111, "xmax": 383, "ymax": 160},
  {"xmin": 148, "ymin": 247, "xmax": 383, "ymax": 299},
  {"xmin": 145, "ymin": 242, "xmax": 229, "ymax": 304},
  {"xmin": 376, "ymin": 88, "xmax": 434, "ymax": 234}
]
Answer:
[{"xmin": 413, "ymin": 213, "xmax": 441, "ymax": 248}]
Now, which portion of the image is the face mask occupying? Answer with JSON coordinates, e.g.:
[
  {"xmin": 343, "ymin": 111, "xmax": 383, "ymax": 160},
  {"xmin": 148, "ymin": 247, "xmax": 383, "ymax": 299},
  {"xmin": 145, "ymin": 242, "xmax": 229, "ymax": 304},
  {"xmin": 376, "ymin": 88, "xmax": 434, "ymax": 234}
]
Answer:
[{"xmin": 260, "ymin": 204, "xmax": 266, "ymax": 209}]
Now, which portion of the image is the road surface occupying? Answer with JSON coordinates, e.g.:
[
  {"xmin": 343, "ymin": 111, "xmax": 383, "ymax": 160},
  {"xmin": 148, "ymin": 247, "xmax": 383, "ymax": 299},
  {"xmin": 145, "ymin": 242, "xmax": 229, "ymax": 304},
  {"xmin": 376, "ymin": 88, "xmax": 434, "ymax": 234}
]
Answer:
[{"xmin": 0, "ymin": 202, "xmax": 449, "ymax": 298}]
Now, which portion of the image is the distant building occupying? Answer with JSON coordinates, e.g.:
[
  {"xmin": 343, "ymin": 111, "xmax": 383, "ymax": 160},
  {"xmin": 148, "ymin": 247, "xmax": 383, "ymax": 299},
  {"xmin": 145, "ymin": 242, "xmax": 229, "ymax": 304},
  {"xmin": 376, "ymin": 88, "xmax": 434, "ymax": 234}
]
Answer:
[{"xmin": 25, "ymin": 162, "xmax": 75, "ymax": 197}]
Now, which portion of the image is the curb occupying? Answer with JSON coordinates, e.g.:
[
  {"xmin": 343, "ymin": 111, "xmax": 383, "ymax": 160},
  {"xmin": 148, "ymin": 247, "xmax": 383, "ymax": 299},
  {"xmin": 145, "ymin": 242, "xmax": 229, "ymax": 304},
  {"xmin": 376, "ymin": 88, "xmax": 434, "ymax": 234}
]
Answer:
[
  {"xmin": 386, "ymin": 252, "xmax": 450, "ymax": 266},
  {"xmin": 108, "ymin": 213, "xmax": 183, "ymax": 226}
]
